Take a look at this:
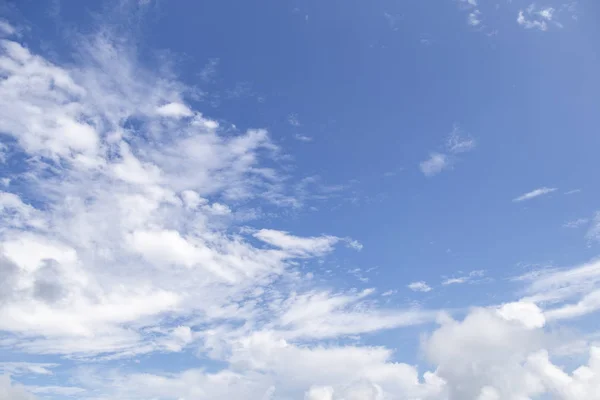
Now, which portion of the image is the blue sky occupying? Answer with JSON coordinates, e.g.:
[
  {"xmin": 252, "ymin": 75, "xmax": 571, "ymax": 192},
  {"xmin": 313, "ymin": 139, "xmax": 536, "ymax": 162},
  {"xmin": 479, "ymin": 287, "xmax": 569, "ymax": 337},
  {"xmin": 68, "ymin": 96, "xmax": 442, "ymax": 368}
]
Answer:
[{"xmin": 1, "ymin": 0, "xmax": 600, "ymax": 399}]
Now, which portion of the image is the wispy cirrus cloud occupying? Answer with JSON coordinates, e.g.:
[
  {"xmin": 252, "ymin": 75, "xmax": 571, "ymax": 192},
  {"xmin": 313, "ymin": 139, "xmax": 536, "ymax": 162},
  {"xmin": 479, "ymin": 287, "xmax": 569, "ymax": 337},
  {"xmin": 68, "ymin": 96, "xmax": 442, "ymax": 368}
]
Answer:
[
  {"xmin": 442, "ymin": 270, "xmax": 485, "ymax": 286},
  {"xmin": 512, "ymin": 187, "xmax": 557, "ymax": 202},
  {"xmin": 586, "ymin": 212, "xmax": 600, "ymax": 244},
  {"xmin": 564, "ymin": 189, "xmax": 581, "ymax": 195},
  {"xmin": 419, "ymin": 125, "xmax": 476, "ymax": 177},
  {"xmin": 563, "ymin": 218, "xmax": 589, "ymax": 229},
  {"xmin": 0, "ymin": 28, "xmax": 360, "ymax": 360}
]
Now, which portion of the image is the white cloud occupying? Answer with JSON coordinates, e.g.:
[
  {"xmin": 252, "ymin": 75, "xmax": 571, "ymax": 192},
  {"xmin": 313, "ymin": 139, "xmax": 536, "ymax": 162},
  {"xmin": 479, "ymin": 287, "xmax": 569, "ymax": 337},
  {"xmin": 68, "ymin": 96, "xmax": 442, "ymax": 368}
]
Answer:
[
  {"xmin": 586, "ymin": 212, "xmax": 600, "ymax": 243},
  {"xmin": 545, "ymin": 289, "xmax": 600, "ymax": 321},
  {"xmin": 0, "ymin": 363, "xmax": 57, "ymax": 376},
  {"xmin": 446, "ymin": 126, "xmax": 476, "ymax": 154},
  {"xmin": 161, "ymin": 325, "xmax": 194, "ymax": 352},
  {"xmin": 0, "ymin": 31, "xmax": 341, "ymax": 359},
  {"xmin": 442, "ymin": 270, "xmax": 485, "ymax": 285},
  {"xmin": 29, "ymin": 385, "xmax": 86, "ymax": 396},
  {"xmin": 517, "ymin": 5, "xmax": 559, "ymax": 31},
  {"xmin": 517, "ymin": 11, "xmax": 548, "ymax": 30},
  {"xmin": 457, "ymin": 0, "xmax": 483, "ymax": 29},
  {"xmin": 565, "ymin": 189, "xmax": 581, "ymax": 195},
  {"xmin": 294, "ymin": 134, "xmax": 313, "ymax": 142},
  {"xmin": 0, "ymin": 376, "xmax": 37, "ymax": 400},
  {"xmin": 408, "ymin": 281, "xmax": 432, "ymax": 292},
  {"xmin": 78, "ymin": 331, "xmax": 445, "ymax": 399},
  {"xmin": 517, "ymin": 259, "xmax": 600, "ymax": 319},
  {"xmin": 420, "ymin": 125, "xmax": 475, "ymax": 176},
  {"xmin": 468, "ymin": 10, "xmax": 482, "ymax": 26},
  {"xmin": 199, "ymin": 58, "xmax": 219, "ymax": 83},
  {"xmin": 156, "ymin": 102, "xmax": 194, "ymax": 118},
  {"xmin": 423, "ymin": 303, "xmax": 547, "ymax": 399},
  {"xmin": 497, "ymin": 302, "xmax": 546, "ymax": 329},
  {"xmin": 0, "ymin": 20, "xmax": 16, "ymax": 36},
  {"xmin": 513, "ymin": 187, "xmax": 557, "ymax": 202},
  {"xmin": 345, "ymin": 239, "xmax": 363, "ymax": 251},
  {"xmin": 419, "ymin": 153, "xmax": 448, "ymax": 177},
  {"xmin": 527, "ymin": 347, "xmax": 600, "ymax": 399},
  {"xmin": 26, "ymin": 301, "xmax": 600, "ymax": 399},
  {"xmin": 538, "ymin": 7, "xmax": 555, "ymax": 21},
  {"xmin": 254, "ymin": 229, "xmax": 341, "ymax": 258},
  {"xmin": 305, "ymin": 386, "xmax": 334, "ymax": 400},
  {"xmin": 564, "ymin": 218, "xmax": 589, "ymax": 229},
  {"xmin": 84, "ymin": 301, "xmax": 599, "ymax": 400},
  {"xmin": 272, "ymin": 289, "xmax": 434, "ymax": 340},
  {"xmin": 288, "ymin": 113, "xmax": 301, "ymax": 127},
  {"xmin": 442, "ymin": 277, "xmax": 466, "ymax": 285}
]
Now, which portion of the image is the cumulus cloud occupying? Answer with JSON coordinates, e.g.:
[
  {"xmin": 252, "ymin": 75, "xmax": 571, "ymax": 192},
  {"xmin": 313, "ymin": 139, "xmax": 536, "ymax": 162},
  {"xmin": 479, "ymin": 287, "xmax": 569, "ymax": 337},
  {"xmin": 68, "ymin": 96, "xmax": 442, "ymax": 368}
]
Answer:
[
  {"xmin": 0, "ymin": 376, "xmax": 37, "ymax": 400},
  {"xmin": 67, "ymin": 302, "xmax": 600, "ymax": 399},
  {"xmin": 423, "ymin": 303, "xmax": 547, "ymax": 399}
]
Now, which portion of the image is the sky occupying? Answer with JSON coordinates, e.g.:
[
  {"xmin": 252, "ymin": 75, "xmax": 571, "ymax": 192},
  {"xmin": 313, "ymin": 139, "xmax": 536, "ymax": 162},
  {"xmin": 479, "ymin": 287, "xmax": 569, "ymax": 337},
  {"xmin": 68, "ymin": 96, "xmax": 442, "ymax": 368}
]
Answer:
[{"xmin": 0, "ymin": 0, "xmax": 599, "ymax": 398}]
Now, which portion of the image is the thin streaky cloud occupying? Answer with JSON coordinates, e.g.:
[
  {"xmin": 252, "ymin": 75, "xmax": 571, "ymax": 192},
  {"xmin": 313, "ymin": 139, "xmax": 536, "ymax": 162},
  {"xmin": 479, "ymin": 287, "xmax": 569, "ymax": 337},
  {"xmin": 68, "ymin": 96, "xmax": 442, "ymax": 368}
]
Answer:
[
  {"xmin": 563, "ymin": 218, "xmax": 589, "ymax": 229},
  {"xmin": 512, "ymin": 187, "xmax": 557, "ymax": 202},
  {"xmin": 442, "ymin": 270, "xmax": 485, "ymax": 285},
  {"xmin": 294, "ymin": 134, "xmax": 312, "ymax": 142}
]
